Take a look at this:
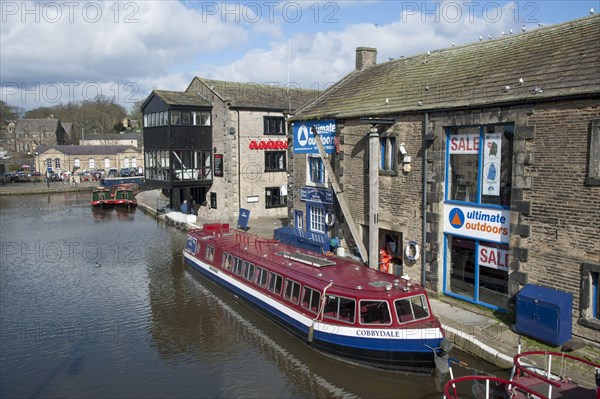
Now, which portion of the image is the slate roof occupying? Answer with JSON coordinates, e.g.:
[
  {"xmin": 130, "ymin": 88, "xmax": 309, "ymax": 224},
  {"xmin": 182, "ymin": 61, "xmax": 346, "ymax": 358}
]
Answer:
[
  {"xmin": 189, "ymin": 77, "xmax": 321, "ymax": 111},
  {"xmin": 15, "ymin": 119, "xmax": 60, "ymax": 134},
  {"xmin": 151, "ymin": 90, "xmax": 213, "ymax": 107},
  {"xmin": 294, "ymin": 15, "xmax": 600, "ymax": 120},
  {"xmin": 37, "ymin": 145, "xmax": 139, "ymax": 155},
  {"xmin": 81, "ymin": 133, "xmax": 141, "ymax": 140}
]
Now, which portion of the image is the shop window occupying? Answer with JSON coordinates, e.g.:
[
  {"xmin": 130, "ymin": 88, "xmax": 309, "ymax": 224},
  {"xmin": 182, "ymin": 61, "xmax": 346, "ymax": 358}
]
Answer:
[
  {"xmin": 307, "ymin": 156, "xmax": 325, "ymax": 185},
  {"xmin": 446, "ymin": 124, "xmax": 513, "ymax": 207},
  {"xmin": 380, "ymin": 135, "xmax": 397, "ymax": 171},
  {"xmin": 308, "ymin": 204, "xmax": 325, "ymax": 233},
  {"xmin": 265, "ymin": 187, "xmax": 287, "ymax": 208},
  {"xmin": 265, "ymin": 151, "xmax": 286, "ymax": 172},
  {"xmin": 445, "ymin": 236, "xmax": 509, "ymax": 310},
  {"xmin": 264, "ymin": 116, "xmax": 285, "ymax": 135},
  {"xmin": 587, "ymin": 119, "xmax": 600, "ymax": 185}
]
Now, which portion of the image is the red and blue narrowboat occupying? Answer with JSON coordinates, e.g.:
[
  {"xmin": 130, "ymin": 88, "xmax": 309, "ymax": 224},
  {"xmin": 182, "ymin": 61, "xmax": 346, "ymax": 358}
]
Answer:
[{"xmin": 183, "ymin": 223, "xmax": 449, "ymax": 373}]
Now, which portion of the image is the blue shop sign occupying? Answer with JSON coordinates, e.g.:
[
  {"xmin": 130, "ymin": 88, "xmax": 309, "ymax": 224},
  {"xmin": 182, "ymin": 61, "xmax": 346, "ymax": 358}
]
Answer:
[
  {"xmin": 300, "ymin": 186, "xmax": 333, "ymax": 204},
  {"xmin": 292, "ymin": 120, "xmax": 336, "ymax": 154}
]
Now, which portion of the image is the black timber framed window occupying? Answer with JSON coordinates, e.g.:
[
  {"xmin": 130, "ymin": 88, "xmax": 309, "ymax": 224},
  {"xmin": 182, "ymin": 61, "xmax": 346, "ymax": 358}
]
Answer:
[
  {"xmin": 265, "ymin": 151, "xmax": 286, "ymax": 172},
  {"xmin": 264, "ymin": 116, "xmax": 285, "ymax": 135},
  {"xmin": 265, "ymin": 187, "xmax": 287, "ymax": 209},
  {"xmin": 586, "ymin": 119, "xmax": 600, "ymax": 186}
]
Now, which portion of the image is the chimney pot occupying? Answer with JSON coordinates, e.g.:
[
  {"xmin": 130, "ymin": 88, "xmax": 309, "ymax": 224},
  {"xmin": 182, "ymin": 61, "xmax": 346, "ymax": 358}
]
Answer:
[{"xmin": 355, "ymin": 47, "xmax": 377, "ymax": 70}]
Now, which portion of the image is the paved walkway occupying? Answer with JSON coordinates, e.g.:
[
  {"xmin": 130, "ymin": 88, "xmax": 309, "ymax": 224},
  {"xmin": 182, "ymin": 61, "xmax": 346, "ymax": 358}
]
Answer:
[{"xmin": 4, "ymin": 184, "xmax": 597, "ymax": 379}]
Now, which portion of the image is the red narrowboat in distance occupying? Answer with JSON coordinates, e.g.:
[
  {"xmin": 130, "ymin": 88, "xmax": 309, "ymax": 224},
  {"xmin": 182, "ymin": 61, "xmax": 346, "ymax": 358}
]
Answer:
[
  {"xmin": 91, "ymin": 187, "xmax": 113, "ymax": 209},
  {"xmin": 183, "ymin": 223, "xmax": 449, "ymax": 373}
]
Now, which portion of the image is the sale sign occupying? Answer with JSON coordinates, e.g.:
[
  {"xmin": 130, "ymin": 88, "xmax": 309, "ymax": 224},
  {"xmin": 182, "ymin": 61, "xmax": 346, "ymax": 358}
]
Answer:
[{"xmin": 478, "ymin": 245, "xmax": 509, "ymax": 271}]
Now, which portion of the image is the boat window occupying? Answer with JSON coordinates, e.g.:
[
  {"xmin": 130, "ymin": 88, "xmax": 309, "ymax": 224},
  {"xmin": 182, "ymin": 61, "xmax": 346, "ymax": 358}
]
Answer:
[
  {"xmin": 244, "ymin": 262, "xmax": 255, "ymax": 281},
  {"xmin": 301, "ymin": 287, "xmax": 321, "ymax": 313},
  {"xmin": 359, "ymin": 300, "xmax": 391, "ymax": 325},
  {"xmin": 323, "ymin": 295, "xmax": 356, "ymax": 324},
  {"xmin": 256, "ymin": 267, "xmax": 268, "ymax": 287},
  {"xmin": 205, "ymin": 245, "xmax": 215, "ymax": 262},
  {"xmin": 283, "ymin": 279, "xmax": 301, "ymax": 304},
  {"xmin": 233, "ymin": 257, "xmax": 244, "ymax": 275},
  {"xmin": 222, "ymin": 253, "xmax": 232, "ymax": 270},
  {"xmin": 268, "ymin": 272, "xmax": 283, "ymax": 295},
  {"xmin": 394, "ymin": 295, "xmax": 430, "ymax": 323}
]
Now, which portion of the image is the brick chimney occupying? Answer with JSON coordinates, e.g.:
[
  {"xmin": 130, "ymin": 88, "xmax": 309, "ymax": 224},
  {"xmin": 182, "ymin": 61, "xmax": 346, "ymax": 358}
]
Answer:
[{"xmin": 355, "ymin": 47, "xmax": 377, "ymax": 70}]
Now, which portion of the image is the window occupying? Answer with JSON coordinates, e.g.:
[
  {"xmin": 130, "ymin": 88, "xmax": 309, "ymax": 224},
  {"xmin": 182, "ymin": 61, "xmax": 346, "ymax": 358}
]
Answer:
[
  {"xmin": 268, "ymin": 272, "xmax": 283, "ymax": 295},
  {"xmin": 205, "ymin": 245, "xmax": 215, "ymax": 262},
  {"xmin": 88, "ymin": 158, "xmax": 95, "ymax": 169},
  {"xmin": 104, "ymin": 158, "xmax": 110, "ymax": 169},
  {"xmin": 143, "ymin": 114, "xmax": 148, "ymax": 127},
  {"xmin": 359, "ymin": 300, "xmax": 391, "ymax": 325},
  {"xmin": 307, "ymin": 156, "xmax": 325, "ymax": 184},
  {"xmin": 265, "ymin": 187, "xmax": 287, "ymax": 208},
  {"xmin": 301, "ymin": 287, "xmax": 321, "ymax": 313},
  {"xmin": 131, "ymin": 158, "xmax": 137, "ymax": 167},
  {"xmin": 233, "ymin": 257, "xmax": 244, "ymax": 275},
  {"xmin": 581, "ymin": 263, "xmax": 600, "ymax": 328},
  {"xmin": 283, "ymin": 279, "xmax": 301, "ymax": 304},
  {"xmin": 380, "ymin": 135, "xmax": 397, "ymax": 171},
  {"xmin": 74, "ymin": 158, "xmax": 80, "ymax": 168},
  {"xmin": 446, "ymin": 124, "xmax": 513, "ymax": 206},
  {"xmin": 124, "ymin": 158, "xmax": 130, "ymax": 168},
  {"xmin": 256, "ymin": 267, "xmax": 269, "ymax": 287},
  {"xmin": 587, "ymin": 119, "xmax": 600, "ymax": 185},
  {"xmin": 395, "ymin": 295, "xmax": 430, "ymax": 323},
  {"xmin": 593, "ymin": 272, "xmax": 599, "ymax": 320},
  {"xmin": 308, "ymin": 205, "xmax": 325, "ymax": 233},
  {"xmin": 264, "ymin": 116, "xmax": 285, "ymax": 135},
  {"xmin": 222, "ymin": 253, "xmax": 233, "ymax": 270},
  {"xmin": 445, "ymin": 236, "xmax": 509, "ymax": 310},
  {"xmin": 46, "ymin": 158, "xmax": 52, "ymax": 168},
  {"xmin": 324, "ymin": 295, "xmax": 356, "ymax": 323},
  {"xmin": 243, "ymin": 262, "xmax": 255, "ymax": 281},
  {"xmin": 182, "ymin": 112, "xmax": 191, "ymax": 125},
  {"xmin": 54, "ymin": 158, "xmax": 61, "ymax": 169},
  {"xmin": 171, "ymin": 111, "xmax": 181, "ymax": 125},
  {"xmin": 265, "ymin": 151, "xmax": 286, "ymax": 172}
]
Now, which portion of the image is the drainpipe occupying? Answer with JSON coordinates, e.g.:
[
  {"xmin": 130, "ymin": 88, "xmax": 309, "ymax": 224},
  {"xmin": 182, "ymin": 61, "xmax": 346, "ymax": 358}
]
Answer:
[
  {"xmin": 421, "ymin": 113, "xmax": 429, "ymax": 287},
  {"xmin": 368, "ymin": 125, "xmax": 380, "ymax": 269}
]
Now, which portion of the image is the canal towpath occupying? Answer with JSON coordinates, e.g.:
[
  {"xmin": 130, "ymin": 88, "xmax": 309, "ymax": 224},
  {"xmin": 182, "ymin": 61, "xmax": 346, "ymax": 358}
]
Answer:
[{"xmin": 2, "ymin": 182, "xmax": 597, "ymax": 375}]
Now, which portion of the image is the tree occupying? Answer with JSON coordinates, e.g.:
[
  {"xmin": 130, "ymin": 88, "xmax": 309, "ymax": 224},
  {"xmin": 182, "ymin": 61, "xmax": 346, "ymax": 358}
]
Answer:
[{"xmin": 0, "ymin": 100, "xmax": 19, "ymax": 122}]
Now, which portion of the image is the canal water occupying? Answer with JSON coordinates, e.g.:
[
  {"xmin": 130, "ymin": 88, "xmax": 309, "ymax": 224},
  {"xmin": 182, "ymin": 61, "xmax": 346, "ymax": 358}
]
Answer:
[{"xmin": 1, "ymin": 192, "xmax": 503, "ymax": 398}]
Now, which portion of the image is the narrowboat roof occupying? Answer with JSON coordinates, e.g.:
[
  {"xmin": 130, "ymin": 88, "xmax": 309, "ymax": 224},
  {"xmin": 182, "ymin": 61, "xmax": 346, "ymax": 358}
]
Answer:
[{"xmin": 189, "ymin": 226, "xmax": 424, "ymax": 298}]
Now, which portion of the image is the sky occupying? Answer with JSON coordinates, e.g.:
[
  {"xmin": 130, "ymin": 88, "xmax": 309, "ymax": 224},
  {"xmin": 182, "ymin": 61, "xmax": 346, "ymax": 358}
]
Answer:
[{"xmin": 1, "ymin": 0, "xmax": 598, "ymax": 113}]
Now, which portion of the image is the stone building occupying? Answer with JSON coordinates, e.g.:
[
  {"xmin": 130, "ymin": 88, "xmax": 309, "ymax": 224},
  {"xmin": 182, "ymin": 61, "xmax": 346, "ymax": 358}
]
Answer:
[
  {"xmin": 80, "ymin": 133, "xmax": 142, "ymax": 148},
  {"xmin": 34, "ymin": 145, "xmax": 143, "ymax": 175},
  {"xmin": 289, "ymin": 15, "xmax": 600, "ymax": 342},
  {"xmin": 0, "ymin": 118, "xmax": 69, "ymax": 161},
  {"xmin": 142, "ymin": 78, "xmax": 319, "ymax": 221}
]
